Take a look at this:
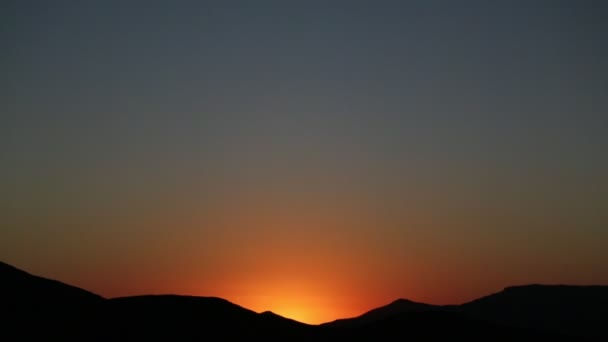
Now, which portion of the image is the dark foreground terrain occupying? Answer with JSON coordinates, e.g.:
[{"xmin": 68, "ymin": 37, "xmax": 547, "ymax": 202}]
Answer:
[{"xmin": 2, "ymin": 261, "xmax": 607, "ymax": 341}]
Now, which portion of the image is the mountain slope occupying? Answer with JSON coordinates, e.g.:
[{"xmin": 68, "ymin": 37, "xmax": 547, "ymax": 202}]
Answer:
[
  {"xmin": 460, "ymin": 284, "xmax": 608, "ymax": 340},
  {"xmin": 327, "ymin": 310, "xmax": 571, "ymax": 341},
  {"xmin": 0, "ymin": 261, "xmax": 105, "ymax": 339},
  {"xmin": 0, "ymin": 261, "xmax": 104, "ymax": 304},
  {"xmin": 0, "ymin": 261, "xmax": 314, "ymax": 340},
  {"xmin": 2, "ymin": 261, "xmax": 607, "ymax": 341},
  {"xmin": 322, "ymin": 298, "xmax": 437, "ymax": 327},
  {"xmin": 321, "ymin": 284, "xmax": 608, "ymax": 340},
  {"xmin": 86, "ymin": 295, "xmax": 313, "ymax": 340}
]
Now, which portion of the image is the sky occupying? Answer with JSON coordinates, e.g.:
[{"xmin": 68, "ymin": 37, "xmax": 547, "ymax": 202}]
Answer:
[{"xmin": 1, "ymin": 0, "xmax": 607, "ymax": 324}]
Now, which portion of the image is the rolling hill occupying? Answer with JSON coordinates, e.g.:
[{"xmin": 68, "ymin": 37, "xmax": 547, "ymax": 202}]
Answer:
[{"xmin": 2, "ymin": 261, "xmax": 606, "ymax": 341}]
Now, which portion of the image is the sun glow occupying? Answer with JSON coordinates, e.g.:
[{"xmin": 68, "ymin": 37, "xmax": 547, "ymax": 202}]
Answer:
[{"xmin": 227, "ymin": 292, "xmax": 343, "ymax": 325}]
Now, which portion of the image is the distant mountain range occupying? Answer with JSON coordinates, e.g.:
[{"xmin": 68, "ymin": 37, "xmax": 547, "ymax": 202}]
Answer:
[{"xmin": 2, "ymin": 261, "xmax": 607, "ymax": 341}]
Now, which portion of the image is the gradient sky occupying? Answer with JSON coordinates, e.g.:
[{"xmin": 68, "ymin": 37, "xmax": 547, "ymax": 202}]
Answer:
[{"xmin": 2, "ymin": 1, "xmax": 607, "ymax": 324}]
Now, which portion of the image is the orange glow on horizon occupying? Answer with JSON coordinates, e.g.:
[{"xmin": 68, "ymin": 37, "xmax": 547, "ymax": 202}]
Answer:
[
  {"xmin": 224, "ymin": 293, "xmax": 366, "ymax": 325},
  {"xmin": 56, "ymin": 187, "xmax": 606, "ymax": 326}
]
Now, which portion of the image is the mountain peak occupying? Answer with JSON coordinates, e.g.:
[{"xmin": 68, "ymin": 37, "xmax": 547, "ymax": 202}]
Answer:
[
  {"xmin": 2, "ymin": 261, "xmax": 608, "ymax": 340},
  {"xmin": 390, "ymin": 298, "xmax": 420, "ymax": 305},
  {"xmin": 322, "ymin": 297, "xmax": 436, "ymax": 327}
]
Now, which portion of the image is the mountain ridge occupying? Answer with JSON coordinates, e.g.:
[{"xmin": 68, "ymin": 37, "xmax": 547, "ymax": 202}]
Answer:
[{"xmin": 2, "ymin": 260, "xmax": 606, "ymax": 341}]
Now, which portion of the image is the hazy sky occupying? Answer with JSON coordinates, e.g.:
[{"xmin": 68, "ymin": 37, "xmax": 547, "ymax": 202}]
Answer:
[{"xmin": 2, "ymin": 1, "xmax": 607, "ymax": 323}]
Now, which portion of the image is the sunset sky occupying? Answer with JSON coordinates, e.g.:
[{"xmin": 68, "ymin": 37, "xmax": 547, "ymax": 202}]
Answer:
[{"xmin": 2, "ymin": 1, "xmax": 607, "ymax": 324}]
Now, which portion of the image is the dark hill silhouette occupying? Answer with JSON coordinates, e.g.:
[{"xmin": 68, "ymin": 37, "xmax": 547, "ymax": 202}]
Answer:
[
  {"xmin": 259, "ymin": 310, "xmax": 310, "ymax": 327},
  {"xmin": 0, "ymin": 261, "xmax": 104, "ymax": 339},
  {"xmin": 459, "ymin": 284, "xmax": 608, "ymax": 340},
  {"xmin": 321, "ymin": 284, "xmax": 608, "ymax": 340},
  {"xmin": 2, "ymin": 261, "xmax": 606, "ymax": 341},
  {"xmin": 322, "ymin": 298, "xmax": 437, "ymax": 327},
  {"xmin": 0, "ymin": 261, "xmax": 104, "ymax": 304},
  {"xmin": 84, "ymin": 295, "xmax": 315, "ymax": 341},
  {"xmin": 323, "ymin": 310, "xmax": 572, "ymax": 341}
]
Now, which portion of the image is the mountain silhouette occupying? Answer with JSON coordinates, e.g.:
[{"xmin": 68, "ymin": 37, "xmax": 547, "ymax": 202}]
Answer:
[
  {"xmin": 323, "ymin": 310, "xmax": 574, "ymax": 341},
  {"xmin": 86, "ymin": 295, "xmax": 314, "ymax": 341},
  {"xmin": 459, "ymin": 284, "xmax": 608, "ymax": 340},
  {"xmin": 322, "ymin": 298, "xmax": 436, "ymax": 327},
  {"xmin": 321, "ymin": 285, "xmax": 608, "ymax": 340},
  {"xmin": 1, "ymin": 261, "xmax": 104, "ymax": 339},
  {"xmin": 2, "ymin": 261, "xmax": 606, "ymax": 341}
]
